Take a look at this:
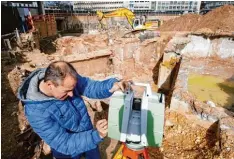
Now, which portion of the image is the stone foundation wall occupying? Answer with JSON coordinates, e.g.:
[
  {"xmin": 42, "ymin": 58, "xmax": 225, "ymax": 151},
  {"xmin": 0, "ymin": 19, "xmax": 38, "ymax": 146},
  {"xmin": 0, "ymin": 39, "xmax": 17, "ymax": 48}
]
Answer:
[{"xmin": 181, "ymin": 35, "xmax": 234, "ymax": 59}]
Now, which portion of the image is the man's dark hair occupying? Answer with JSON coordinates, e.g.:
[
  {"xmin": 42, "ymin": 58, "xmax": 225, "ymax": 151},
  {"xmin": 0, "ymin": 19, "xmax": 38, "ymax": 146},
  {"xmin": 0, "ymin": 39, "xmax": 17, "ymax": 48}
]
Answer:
[{"xmin": 44, "ymin": 61, "xmax": 77, "ymax": 86}]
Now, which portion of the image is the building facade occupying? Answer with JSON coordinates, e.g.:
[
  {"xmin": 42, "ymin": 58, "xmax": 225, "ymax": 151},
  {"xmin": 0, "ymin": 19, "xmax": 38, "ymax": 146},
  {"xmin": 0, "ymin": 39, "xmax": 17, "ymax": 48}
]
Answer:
[
  {"xmin": 203, "ymin": 1, "xmax": 234, "ymax": 9},
  {"xmin": 1, "ymin": 1, "xmax": 44, "ymax": 34},
  {"xmin": 155, "ymin": 1, "xmax": 201, "ymax": 14},
  {"xmin": 1, "ymin": 1, "xmax": 41, "ymax": 15},
  {"xmin": 44, "ymin": 2, "xmax": 73, "ymax": 15},
  {"xmin": 73, "ymin": 1, "xmax": 156, "ymax": 13},
  {"xmin": 200, "ymin": 1, "xmax": 234, "ymax": 14},
  {"xmin": 73, "ymin": 1, "xmax": 201, "ymax": 14},
  {"xmin": 73, "ymin": 1, "xmax": 125, "ymax": 13},
  {"xmin": 125, "ymin": 1, "xmax": 155, "ymax": 12}
]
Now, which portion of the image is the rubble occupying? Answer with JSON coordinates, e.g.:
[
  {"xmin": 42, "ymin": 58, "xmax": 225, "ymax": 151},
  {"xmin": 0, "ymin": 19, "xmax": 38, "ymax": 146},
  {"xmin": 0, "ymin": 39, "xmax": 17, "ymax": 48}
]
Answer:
[{"xmin": 55, "ymin": 34, "xmax": 109, "ymax": 55}]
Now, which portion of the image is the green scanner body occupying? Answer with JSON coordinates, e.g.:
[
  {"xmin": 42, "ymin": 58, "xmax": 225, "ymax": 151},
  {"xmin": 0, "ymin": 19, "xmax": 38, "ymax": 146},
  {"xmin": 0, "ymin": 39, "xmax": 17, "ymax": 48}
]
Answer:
[{"xmin": 108, "ymin": 83, "xmax": 165, "ymax": 147}]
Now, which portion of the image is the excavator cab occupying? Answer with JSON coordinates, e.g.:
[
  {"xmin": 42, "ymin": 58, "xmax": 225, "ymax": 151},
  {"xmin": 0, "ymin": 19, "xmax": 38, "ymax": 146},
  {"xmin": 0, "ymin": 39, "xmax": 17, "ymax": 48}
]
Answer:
[
  {"xmin": 133, "ymin": 18, "xmax": 146, "ymax": 30},
  {"xmin": 133, "ymin": 18, "xmax": 161, "ymax": 30},
  {"xmin": 133, "ymin": 15, "xmax": 160, "ymax": 30}
]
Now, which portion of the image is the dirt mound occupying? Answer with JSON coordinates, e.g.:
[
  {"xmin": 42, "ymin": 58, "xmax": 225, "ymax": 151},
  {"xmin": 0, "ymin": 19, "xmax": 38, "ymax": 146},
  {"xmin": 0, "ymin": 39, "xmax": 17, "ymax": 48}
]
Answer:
[
  {"xmin": 193, "ymin": 5, "xmax": 234, "ymax": 33},
  {"xmin": 160, "ymin": 13, "xmax": 201, "ymax": 32},
  {"xmin": 160, "ymin": 5, "xmax": 234, "ymax": 33}
]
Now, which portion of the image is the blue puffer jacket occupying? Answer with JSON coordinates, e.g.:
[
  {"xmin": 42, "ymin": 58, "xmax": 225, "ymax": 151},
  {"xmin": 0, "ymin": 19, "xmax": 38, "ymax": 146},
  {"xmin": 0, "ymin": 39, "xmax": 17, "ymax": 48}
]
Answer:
[{"xmin": 17, "ymin": 68, "xmax": 118, "ymax": 157}]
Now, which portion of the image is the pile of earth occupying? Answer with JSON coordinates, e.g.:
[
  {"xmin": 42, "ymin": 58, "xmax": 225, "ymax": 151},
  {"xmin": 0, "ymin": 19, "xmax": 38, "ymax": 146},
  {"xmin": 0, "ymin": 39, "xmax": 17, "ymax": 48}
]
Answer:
[
  {"xmin": 160, "ymin": 13, "xmax": 201, "ymax": 32},
  {"xmin": 160, "ymin": 5, "xmax": 234, "ymax": 34}
]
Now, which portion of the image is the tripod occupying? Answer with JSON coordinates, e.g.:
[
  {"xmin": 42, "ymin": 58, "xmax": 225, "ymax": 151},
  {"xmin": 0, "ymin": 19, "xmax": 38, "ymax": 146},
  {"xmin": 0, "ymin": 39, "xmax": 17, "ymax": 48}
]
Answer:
[
  {"xmin": 113, "ymin": 142, "xmax": 149, "ymax": 159},
  {"xmin": 109, "ymin": 83, "xmax": 165, "ymax": 159}
]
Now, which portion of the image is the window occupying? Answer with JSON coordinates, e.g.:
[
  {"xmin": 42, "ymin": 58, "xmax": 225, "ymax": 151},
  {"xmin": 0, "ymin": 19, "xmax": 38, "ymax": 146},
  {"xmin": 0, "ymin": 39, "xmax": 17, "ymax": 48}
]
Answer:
[{"xmin": 32, "ymin": 2, "xmax": 38, "ymax": 7}]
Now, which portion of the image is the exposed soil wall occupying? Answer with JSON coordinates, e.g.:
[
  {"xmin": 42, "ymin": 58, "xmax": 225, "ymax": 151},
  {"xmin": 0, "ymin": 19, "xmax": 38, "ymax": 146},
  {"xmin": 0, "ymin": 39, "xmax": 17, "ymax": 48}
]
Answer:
[{"xmin": 71, "ymin": 57, "xmax": 111, "ymax": 76}]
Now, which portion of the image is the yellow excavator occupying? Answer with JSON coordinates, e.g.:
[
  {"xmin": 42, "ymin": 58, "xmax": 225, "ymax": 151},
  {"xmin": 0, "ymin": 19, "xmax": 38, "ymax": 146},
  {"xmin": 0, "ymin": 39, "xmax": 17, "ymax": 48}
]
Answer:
[{"xmin": 96, "ymin": 8, "xmax": 161, "ymax": 31}]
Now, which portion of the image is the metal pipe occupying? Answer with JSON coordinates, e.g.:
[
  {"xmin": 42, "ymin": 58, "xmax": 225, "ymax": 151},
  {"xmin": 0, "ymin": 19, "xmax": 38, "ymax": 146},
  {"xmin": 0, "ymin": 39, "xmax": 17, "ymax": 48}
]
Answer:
[
  {"xmin": 15, "ymin": 28, "xmax": 21, "ymax": 44},
  {"xmin": 3, "ymin": 39, "xmax": 12, "ymax": 50},
  {"xmin": 1, "ymin": 32, "xmax": 15, "ymax": 38}
]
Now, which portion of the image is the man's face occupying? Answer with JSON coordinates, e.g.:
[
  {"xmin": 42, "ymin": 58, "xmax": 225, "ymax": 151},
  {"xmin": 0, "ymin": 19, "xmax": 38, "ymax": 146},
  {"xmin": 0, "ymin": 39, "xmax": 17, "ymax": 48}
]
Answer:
[{"xmin": 50, "ymin": 75, "xmax": 77, "ymax": 100}]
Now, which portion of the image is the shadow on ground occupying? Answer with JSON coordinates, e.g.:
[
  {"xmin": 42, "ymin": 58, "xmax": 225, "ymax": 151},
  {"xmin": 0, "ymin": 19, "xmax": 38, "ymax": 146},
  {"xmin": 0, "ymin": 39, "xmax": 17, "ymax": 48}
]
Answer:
[
  {"xmin": 1, "ymin": 54, "xmax": 34, "ymax": 159},
  {"xmin": 217, "ymin": 75, "xmax": 234, "ymax": 113},
  {"xmin": 39, "ymin": 36, "xmax": 58, "ymax": 54}
]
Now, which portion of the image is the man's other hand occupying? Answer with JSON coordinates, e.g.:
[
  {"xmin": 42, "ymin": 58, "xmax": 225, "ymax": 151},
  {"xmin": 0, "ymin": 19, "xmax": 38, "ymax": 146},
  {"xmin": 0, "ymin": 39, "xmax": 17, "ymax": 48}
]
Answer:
[
  {"xmin": 109, "ymin": 80, "xmax": 132, "ymax": 93},
  {"xmin": 96, "ymin": 119, "xmax": 108, "ymax": 138}
]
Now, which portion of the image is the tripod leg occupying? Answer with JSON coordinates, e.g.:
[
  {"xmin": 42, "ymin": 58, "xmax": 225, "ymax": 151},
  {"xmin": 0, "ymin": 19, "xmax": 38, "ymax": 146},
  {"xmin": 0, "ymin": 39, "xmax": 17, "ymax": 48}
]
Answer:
[
  {"xmin": 113, "ymin": 144, "xmax": 124, "ymax": 159},
  {"xmin": 142, "ymin": 148, "xmax": 149, "ymax": 159}
]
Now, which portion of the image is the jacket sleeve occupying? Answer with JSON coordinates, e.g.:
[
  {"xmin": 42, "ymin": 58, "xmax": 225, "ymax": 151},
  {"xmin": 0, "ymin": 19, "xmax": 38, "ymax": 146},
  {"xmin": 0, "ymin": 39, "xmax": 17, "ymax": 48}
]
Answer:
[
  {"xmin": 26, "ymin": 109, "xmax": 103, "ymax": 156},
  {"xmin": 75, "ymin": 74, "xmax": 119, "ymax": 99}
]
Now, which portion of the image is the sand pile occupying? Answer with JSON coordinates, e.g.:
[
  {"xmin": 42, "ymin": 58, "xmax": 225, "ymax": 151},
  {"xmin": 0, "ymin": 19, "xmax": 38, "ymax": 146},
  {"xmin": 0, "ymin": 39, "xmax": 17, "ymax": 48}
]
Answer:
[
  {"xmin": 193, "ymin": 5, "xmax": 234, "ymax": 33},
  {"xmin": 160, "ymin": 14, "xmax": 201, "ymax": 32},
  {"xmin": 160, "ymin": 5, "xmax": 234, "ymax": 34}
]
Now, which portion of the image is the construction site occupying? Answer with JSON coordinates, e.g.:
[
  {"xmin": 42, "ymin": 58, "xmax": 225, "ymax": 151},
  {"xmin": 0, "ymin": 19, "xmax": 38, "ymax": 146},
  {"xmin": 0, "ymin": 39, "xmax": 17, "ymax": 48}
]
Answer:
[{"xmin": 1, "ymin": 2, "xmax": 234, "ymax": 159}]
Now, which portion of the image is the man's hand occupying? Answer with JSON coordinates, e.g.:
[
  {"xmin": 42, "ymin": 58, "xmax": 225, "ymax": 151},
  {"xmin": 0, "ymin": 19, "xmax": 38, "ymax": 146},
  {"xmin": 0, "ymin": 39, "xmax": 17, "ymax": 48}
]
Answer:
[
  {"xmin": 109, "ymin": 80, "xmax": 132, "ymax": 93},
  {"xmin": 96, "ymin": 119, "xmax": 108, "ymax": 138}
]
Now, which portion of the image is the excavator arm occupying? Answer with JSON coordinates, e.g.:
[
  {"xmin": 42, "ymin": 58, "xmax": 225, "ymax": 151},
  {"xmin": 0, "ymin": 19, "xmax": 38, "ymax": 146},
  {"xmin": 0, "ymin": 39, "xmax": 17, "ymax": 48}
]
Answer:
[{"xmin": 97, "ymin": 8, "xmax": 135, "ymax": 28}]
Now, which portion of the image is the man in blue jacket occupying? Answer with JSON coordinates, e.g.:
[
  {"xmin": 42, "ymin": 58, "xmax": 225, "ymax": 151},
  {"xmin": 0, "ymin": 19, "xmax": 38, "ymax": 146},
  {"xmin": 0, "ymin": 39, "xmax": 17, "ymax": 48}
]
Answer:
[{"xmin": 17, "ymin": 61, "xmax": 128, "ymax": 159}]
